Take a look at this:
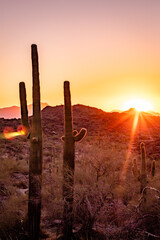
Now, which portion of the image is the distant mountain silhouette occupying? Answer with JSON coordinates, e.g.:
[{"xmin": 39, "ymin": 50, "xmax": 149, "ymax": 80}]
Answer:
[{"xmin": 0, "ymin": 103, "xmax": 48, "ymax": 119}]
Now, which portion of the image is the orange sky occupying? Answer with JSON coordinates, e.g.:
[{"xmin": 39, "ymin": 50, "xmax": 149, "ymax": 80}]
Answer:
[{"xmin": 1, "ymin": 0, "xmax": 160, "ymax": 112}]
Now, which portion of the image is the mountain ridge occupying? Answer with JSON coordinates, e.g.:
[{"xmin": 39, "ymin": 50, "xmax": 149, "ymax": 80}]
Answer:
[
  {"xmin": 1, "ymin": 102, "xmax": 160, "ymax": 119},
  {"xmin": 0, "ymin": 103, "xmax": 48, "ymax": 119},
  {"xmin": 1, "ymin": 104, "xmax": 160, "ymax": 158}
]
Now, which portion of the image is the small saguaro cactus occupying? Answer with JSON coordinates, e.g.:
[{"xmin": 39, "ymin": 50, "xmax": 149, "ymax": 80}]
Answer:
[
  {"xmin": 151, "ymin": 160, "xmax": 156, "ymax": 178},
  {"xmin": 19, "ymin": 44, "xmax": 42, "ymax": 240},
  {"xmin": 62, "ymin": 81, "xmax": 87, "ymax": 239},
  {"xmin": 132, "ymin": 142, "xmax": 156, "ymax": 195}
]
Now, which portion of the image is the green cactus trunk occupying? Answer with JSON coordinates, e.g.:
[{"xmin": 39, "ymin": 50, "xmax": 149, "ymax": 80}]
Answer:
[
  {"xmin": 19, "ymin": 44, "xmax": 42, "ymax": 240},
  {"xmin": 63, "ymin": 81, "xmax": 75, "ymax": 239},
  {"xmin": 140, "ymin": 143, "xmax": 147, "ymax": 194},
  {"xmin": 29, "ymin": 44, "xmax": 43, "ymax": 240},
  {"xmin": 62, "ymin": 81, "xmax": 87, "ymax": 239}
]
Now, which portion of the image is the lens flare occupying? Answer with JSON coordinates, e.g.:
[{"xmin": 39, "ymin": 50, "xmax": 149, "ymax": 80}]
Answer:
[
  {"xmin": 120, "ymin": 111, "xmax": 139, "ymax": 183},
  {"xmin": 3, "ymin": 125, "xmax": 26, "ymax": 140},
  {"xmin": 17, "ymin": 125, "xmax": 27, "ymax": 135}
]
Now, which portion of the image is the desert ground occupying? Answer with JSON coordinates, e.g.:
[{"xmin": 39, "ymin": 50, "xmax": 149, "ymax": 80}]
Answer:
[{"xmin": 0, "ymin": 105, "xmax": 160, "ymax": 239}]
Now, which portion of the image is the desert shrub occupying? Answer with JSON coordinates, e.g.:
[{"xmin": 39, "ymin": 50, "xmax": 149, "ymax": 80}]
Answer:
[
  {"xmin": 41, "ymin": 154, "xmax": 64, "ymax": 237},
  {"xmin": 1, "ymin": 121, "xmax": 160, "ymax": 239},
  {"xmin": 0, "ymin": 193, "xmax": 28, "ymax": 239},
  {"xmin": 74, "ymin": 184, "xmax": 113, "ymax": 229},
  {"xmin": 0, "ymin": 157, "xmax": 28, "ymax": 177},
  {"xmin": 0, "ymin": 157, "xmax": 28, "ymax": 239}
]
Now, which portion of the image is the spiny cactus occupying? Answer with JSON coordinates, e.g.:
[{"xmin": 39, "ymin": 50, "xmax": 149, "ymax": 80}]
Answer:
[
  {"xmin": 19, "ymin": 44, "xmax": 42, "ymax": 240},
  {"xmin": 132, "ymin": 158, "xmax": 140, "ymax": 180},
  {"xmin": 19, "ymin": 82, "xmax": 30, "ymax": 135},
  {"xmin": 151, "ymin": 160, "xmax": 156, "ymax": 178},
  {"xmin": 62, "ymin": 81, "xmax": 87, "ymax": 239},
  {"xmin": 132, "ymin": 142, "xmax": 156, "ymax": 196}
]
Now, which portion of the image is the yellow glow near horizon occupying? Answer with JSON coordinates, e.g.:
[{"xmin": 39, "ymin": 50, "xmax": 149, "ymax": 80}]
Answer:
[{"xmin": 122, "ymin": 99, "xmax": 153, "ymax": 112}]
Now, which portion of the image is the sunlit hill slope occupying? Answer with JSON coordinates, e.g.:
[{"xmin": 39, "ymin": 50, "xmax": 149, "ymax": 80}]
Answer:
[{"xmin": 1, "ymin": 104, "xmax": 160, "ymax": 159}]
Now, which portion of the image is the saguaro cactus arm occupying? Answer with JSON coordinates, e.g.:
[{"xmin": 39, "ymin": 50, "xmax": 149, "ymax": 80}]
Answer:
[
  {"xmin": 74, "ymin": 128, "xmax": 87, "ymax": 142},
  {"xmin": 73, "ymin": 130, "xmax": 78, "ymax": 136},
  {"xmin": 140, "ymin": 142, "xmax": 146, "ymax": 175},
  {"xmin": 61, "ymin": 129, "xmax": 87, "ymax": 142},
  {"xmin": 132, "ymin": 158, "xmax": 140, "ymax": 180},
  {"xmin": 61, "ymin": 130, "xmax": 77, "ymax": 142},
  {"xmin": 19, "ymin": 82, "xmax": 30, "ymax": 135}
]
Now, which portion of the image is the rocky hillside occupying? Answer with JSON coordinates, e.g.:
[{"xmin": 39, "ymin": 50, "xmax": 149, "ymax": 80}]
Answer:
[{"xmin": 1, "ymin": 104, "xmax": 160, "ymax": 158}]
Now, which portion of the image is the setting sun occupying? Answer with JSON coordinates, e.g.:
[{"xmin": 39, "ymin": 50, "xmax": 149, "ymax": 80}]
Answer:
[{"xmin": 122, "ymin": 99, "xmax": 153, "ymax": 112}]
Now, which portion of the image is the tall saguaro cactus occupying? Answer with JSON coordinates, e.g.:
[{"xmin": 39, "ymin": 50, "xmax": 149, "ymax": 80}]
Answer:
[
  {"xmin": 19, "ymin": 44, "xmax": 42, "ymax": 240},
  {"xmin": 62, "ymin": 81, "xmax": 87, "ymax": 239}
]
